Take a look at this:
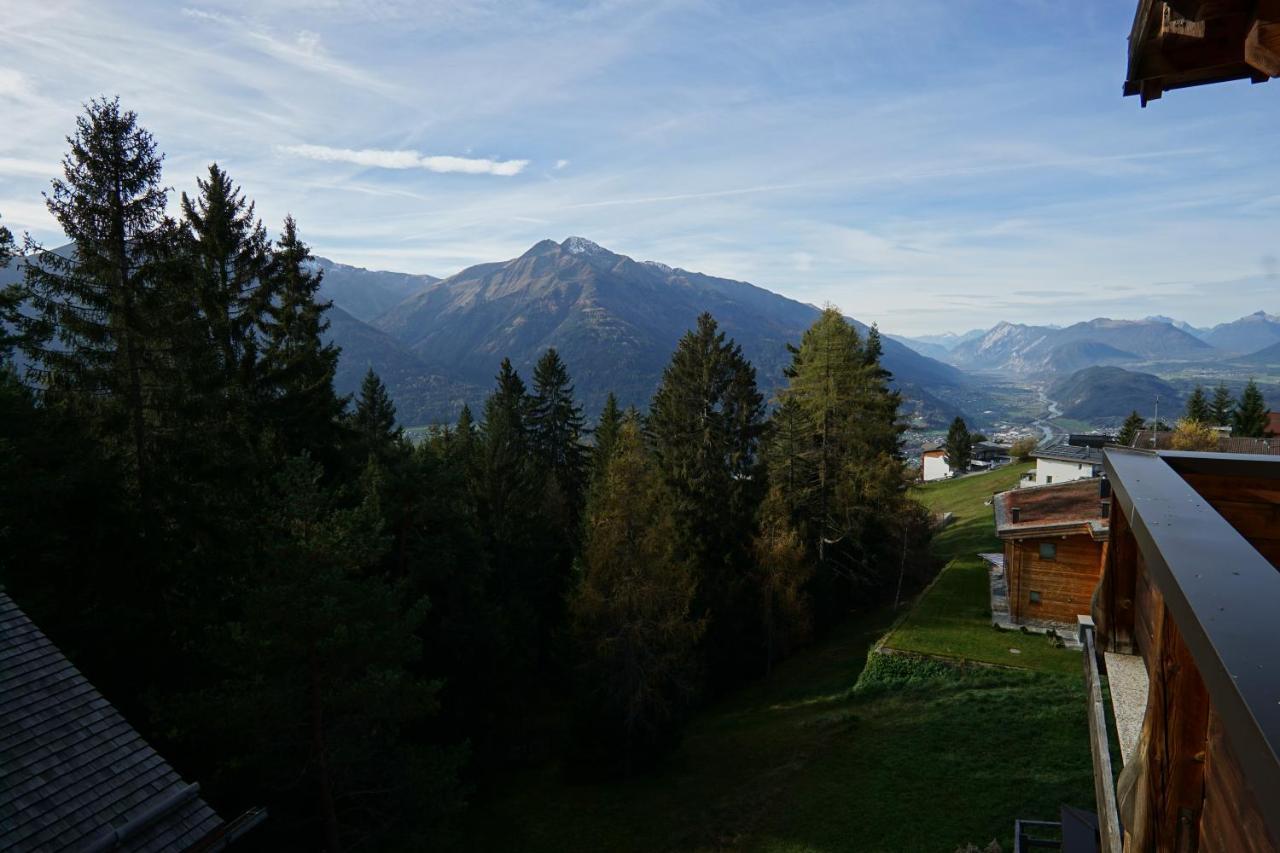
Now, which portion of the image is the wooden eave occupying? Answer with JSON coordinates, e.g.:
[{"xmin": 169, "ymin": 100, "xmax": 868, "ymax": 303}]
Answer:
[{"xmin": 1126, "ymin": 0, "xmax": 1280, "ymax": 105}]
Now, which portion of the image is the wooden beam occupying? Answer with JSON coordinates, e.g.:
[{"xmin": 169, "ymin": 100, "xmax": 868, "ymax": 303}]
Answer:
[
  {"xmin": 1083, "ymin": 625, "xmax": 1125, "ymax": 853},
  {"xmin": 1163, "ymin": 4, "xmax": 1207, "ymax": 38},
  {"xmin": 1245, "ymin": 1, "xmax": 1280, "ymax": 77}
]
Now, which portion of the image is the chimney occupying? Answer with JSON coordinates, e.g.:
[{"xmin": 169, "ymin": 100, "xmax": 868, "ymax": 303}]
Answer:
[{"xmin": 1011, "ymin": 506, "xmax": 1021, "ymax": 523}]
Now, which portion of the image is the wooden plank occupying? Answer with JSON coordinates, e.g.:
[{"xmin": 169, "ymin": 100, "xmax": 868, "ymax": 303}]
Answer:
[
  {"xmin": 1083, "ymin": 626, "xmax": 1124, "ymax": 853},
  {"xmin": 1200, "ymin": 709, "xmax": 1278, "ymax": 852},
  {"xmin": 1153, "ymin": 612, "xmax": 1211, "ymax": 852},
  {"xmin": 1246, "ymin": 0, "xmax": 1280, "ymax": 76}
]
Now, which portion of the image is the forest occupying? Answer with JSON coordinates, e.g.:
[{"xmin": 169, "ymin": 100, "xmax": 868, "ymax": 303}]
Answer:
[{"xmin": 0, "ymin": 99, "xmax": 936, "ymax": 851}]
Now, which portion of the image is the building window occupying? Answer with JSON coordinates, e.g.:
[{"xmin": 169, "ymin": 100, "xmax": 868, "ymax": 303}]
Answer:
[
  {"xmin": 1045, "ymin": 475, "xmax": 1053, "ymax": 484},
  {"xmin": 1029, "ymin": 590, "xmax": 1042, "ymax": 604},
  {"xmin": 1039, "ymin": 542, "xmax": 1056, "ymax": 560}
]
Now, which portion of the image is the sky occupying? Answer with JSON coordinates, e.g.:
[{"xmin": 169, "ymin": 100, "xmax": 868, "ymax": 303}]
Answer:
[{"xmin": 1, "ymin": 0, "xmax": 1278, "ymax": 336}]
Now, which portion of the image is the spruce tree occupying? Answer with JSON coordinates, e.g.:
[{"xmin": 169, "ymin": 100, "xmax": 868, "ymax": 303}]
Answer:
[
  {"xmin": 591, "ymin": 392, "xmax": 623, "ymax": 480},
  {"xmin": 259, "ymin": 216, "xmax": 344, "ymax": 460},
  {"xmin": 1117, "ymin": 410, "xmax": 1145, "ymax": 446},
  {"xmin": 570, "ymin": 420, "xmax": 702, "ymax": 773},
  {"xmin": 944, "ymin": 417, "xmax": 972, "ymax": 474},
  {"xmin": 180, "ymin": 163, "xmax": 272, "ymax": 395},
  {"xmin": 1184, "ymin": 385, "xmax": 1211, "ymax": 423},
  {"xmin": 21, "ymin": 97, "xmax": 172, "ymax": 504},
  {"xmin": 1233, "ymin": 379, "xmax": 1269, "ymax": 437},
  {"xmin": 528, "ymin": 348, "xmax": 588, "ymax": 516},
  {"xmin": 352, "ymin": 368, "xmax": 400, "ymax": 455},
  {"xmin": 649, "ymin": 312, "xmax": 765, "ymax": 686},
  {"xmin": 1210, "ymin": 383, "xmax": 1234, "ymax": 426}
]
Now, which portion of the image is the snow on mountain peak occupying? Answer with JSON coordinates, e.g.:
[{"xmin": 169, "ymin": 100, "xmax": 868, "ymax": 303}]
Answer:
[{"xmin": 562, "ymin": 236, "xmax": 607, "ymax": 256}]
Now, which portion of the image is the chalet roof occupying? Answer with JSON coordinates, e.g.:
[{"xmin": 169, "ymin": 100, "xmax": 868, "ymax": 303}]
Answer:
[
  {"xmin": 1031, "ymin": 443, "xmax": 1105, "ymax": 465},
  {"xmin": 0, "ymin": 591, "xmax": 225, "ymax": 851},
  {"xmin": 1126, "ymin": 0, "xmax": 1280, "ymax": 105},
  {"xmin": 1131, "ymin": 429, "xmax": 1280, "ymax": 455},
  {"xmin": 993, "ymin": 479, "xmax": 1110, "ymax": 540}
]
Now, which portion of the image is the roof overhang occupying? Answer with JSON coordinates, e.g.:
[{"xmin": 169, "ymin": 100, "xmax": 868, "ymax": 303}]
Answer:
[{"xmin": 1126, "ymin": 0, "xmax": 1280, "ymax": 105}]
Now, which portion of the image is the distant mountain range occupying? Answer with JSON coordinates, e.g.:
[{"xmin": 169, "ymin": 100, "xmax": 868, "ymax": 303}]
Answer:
[
  {"xmin": 1200, "ymin": 311, "xmax": 1280, "ymax": 354},
  {"xmin": 357, "ymin": 237, "xmax": 966, "ymax": 423},
  {"xmin": 1048, "ymin": 366, "xmax": 1183, "ymax": 423}
]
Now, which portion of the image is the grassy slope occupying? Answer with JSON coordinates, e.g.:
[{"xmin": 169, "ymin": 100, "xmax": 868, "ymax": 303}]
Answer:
[
  {"xmin": 458, "ymin": 461, "xmax": 1095, "ymax": 851},
  {"xmin": 884, "ymin": 464, "xmax": 1082, "ymax": 675}
]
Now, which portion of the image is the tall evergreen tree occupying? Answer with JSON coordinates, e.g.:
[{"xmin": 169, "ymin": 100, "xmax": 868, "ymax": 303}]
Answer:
[
  {"xmin": 1117, "ymin": 410, "xmax": 1145, "ymax": 447},
  {"xmin": 591, "ymin": 392, "xmax": 623, "ymax": 484},
  {"xmin": 180, "ymin": 163, "xmax": 272, "ymax": 397},
  {"xmin": 944, "ymin": 417, "xmax": 972, "ymax": 474},
  {"xmin": 528, "ymin": 348, "xmax": 588, "ymax": 523},
  {"xmin": 259, "ymin": 216, "xmax": 344, "ymax": 461},
  {"xmin": 0, "ymin": 216, "xmax": 18, "ymax": 361},
  {"xmin": 352, "ymin": 368, "xmax": 400, "ymax": 456},
  {"xmin": 21, "ymin": 97, "xmax": 174, "ymax": 505},
  {"xmin": 1233, "ymin": 379, "xmax": 1269, "ymax": 437},
  {"xmin": 1210, "ymin": 383, "xmax": 1234, "ymax": 426},
  {"xmin": 649, "ymin": 312, "xmax": 765, "ymax": 685},
  {"xmin": 570, "ymin": 421, "xmax": 702, "ymax": 773},
  {"xmin": 751, "ymin": 485, "xmax": 811, "ymax": 674},
  {"xmin": 1184, "ymin": 385, "xmax": 1211, "ymax": 423}
]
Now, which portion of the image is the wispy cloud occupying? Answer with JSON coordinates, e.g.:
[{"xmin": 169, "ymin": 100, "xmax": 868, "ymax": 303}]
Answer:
[{"xmin": 281, "ymin": 144, "xmax": 529, "ymax": 176}]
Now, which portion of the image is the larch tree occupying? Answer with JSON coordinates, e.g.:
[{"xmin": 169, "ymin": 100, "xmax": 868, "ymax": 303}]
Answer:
[
  {"xmin": 570, "ymin": 420, "xmax": 703, "ymax": 773},
  {"xmin": 1171, "ymin": 418, "xmax": 1219, "ymax": 451},
  {"xmin": 590, "ymin": 391, "xmax": 623, "ymax": 486}
]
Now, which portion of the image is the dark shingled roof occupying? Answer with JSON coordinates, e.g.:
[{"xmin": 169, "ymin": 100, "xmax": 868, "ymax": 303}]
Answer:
[
  {"xmin": 0, "ymin": 592, "xmax": 225, "ymax": 851},
  {"xmin": 1031, "ymin": 443, "xmax": 1105, "ymax": 465},
  {"xmin": 993, "ymin": 479, "xmax": 1110, "ymax": 540}
]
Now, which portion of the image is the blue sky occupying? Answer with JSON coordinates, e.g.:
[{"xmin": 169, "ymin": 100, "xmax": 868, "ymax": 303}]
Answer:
[{"xmin": 1, "ymin": 0, "xmax": 1278, "ymax": 335}]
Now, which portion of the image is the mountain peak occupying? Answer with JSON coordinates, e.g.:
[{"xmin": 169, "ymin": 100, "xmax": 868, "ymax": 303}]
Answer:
[
  {"xmin": 522, "ymin": 238, "xmax": 561, "ymax": 257},
  {"xmin": 561, "ymin": 236, "xmax": 610, "ymax": 256}
]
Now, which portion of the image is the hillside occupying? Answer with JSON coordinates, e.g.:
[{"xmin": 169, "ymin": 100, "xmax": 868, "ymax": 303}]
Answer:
[
  {"xmin": 313, "ymin": 257, "xmax": 438, "ymax": 323},
  {"xmin": 951, "ymin": 318, "xmax": 1213, "ymax": 375},
  {"xmin": 1236, "ymin": 339, "xmax": 1280, "ymax": 365},
  {"xmin": 371, "ymin": 237, "xmax": 968, "ymax": 422},
  {"xmin": 1049, "ymin": 365, "xmax": 1182, "ymax": 422}
]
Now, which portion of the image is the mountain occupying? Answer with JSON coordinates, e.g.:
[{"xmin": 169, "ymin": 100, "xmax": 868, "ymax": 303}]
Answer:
[
  {"xmin": 312, "ymin": 257, "xmax": 438, "ymax": 323},
  {"xmin": 1145, "ymin": 315, "xmax": 1209, "ymax": 339},
  {"xmin": 371, "ymin": 237, "xmax": 967, "ymax": 423},
  {"xmin": 1236, "ymin": 339, "xmax": 1280, "ymax": 365},
  {"xmin": 324, "ymin": 306, "xmax": 478, "ymax": 424},
  {"xmin": 886, "ymin": 334, "xmax": 952, "ymax": 362},
  {"xmin": 890, "ymin": 328, "xmax": 987, "ymax": 357},
  {"xmin": 950, "ymin": 318, "xmax": 1214, "ymax": 375},
  {"xmin": 1201, "ymin": 310, "xmax": 1280, "ymax": 354},
  {"xmin": 1049, "ymin": 366, "xmax": 1183, "ymax": 423}
]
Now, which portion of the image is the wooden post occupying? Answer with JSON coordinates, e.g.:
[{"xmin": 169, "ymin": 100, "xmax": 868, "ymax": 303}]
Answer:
[{"xmin": 1083, "ymin": 625, "xmax": 1124, "ymax": 853}]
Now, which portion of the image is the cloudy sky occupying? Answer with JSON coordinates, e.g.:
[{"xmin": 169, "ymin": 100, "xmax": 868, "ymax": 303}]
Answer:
[{"xmin": 2, "ymin": 0, "xmax": 1278, "ymax": 335}]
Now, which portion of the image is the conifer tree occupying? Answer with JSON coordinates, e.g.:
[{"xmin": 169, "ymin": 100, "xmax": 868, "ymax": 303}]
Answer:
[
  {"xmin": 591, "ymin": 392, "xmax": 623, "ymax": 482},
  {"xmin": 570, "ymin": 420, "xmax": 702, "ymax": 773},
  {"xmin": 1233, "ymin": 379, "xmax": 1269, "ymax": 437},
  {"xmin": 1184, "ymin": 385, "xmax": 1211, "ymax": 423},
  {"xmin": 180, "ymin": 163, "xmax": 272, "ymax": 396},
  {"xmin": 944, "ymin": 417, "xmax": 972, "ymax": 473},
  {"xmin": 0, "ymin": 217, "xmax": 18, "ymax": 361},
  {"xmin": 259, "ymin": 216, "xmax": 344, "ymax": 460},
  {"xmin": 528, "ymin": 348, "xmax": 588, "ymax": 516},
  {"xmin": 752, "ymin": 485, "xmax": 811, "ymax": 674},
  {"xmin": 649, "ymin": 312, "xmax": 766, "ymax": 685},
  {"xmin": 352, "ymin": 368, "xmax": 400, "ymax": 455},
  {"xmin": 1117, "ymin": 410, "xmax": 1145, "ymax": 447},
  {"xmin": 1210, "ymin": 383, "xmax": 1234, "ymax": 426},
  {"xmin": 22, "ymin": 97, "xmax": 173, "ymax": 504}
]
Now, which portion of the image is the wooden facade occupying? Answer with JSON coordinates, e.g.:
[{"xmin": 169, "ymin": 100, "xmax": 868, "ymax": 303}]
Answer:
[
  {"xmin": 1127, "ymin": 0, "xmax": 1280, "ymax": 104},
  {"xmin": 1092, "ymin": 449, "xmax": 1280, "ymax": 852},
  {"xmin": 1004, "ymin": 535, "xmax": 1106, "ymax": 626}
]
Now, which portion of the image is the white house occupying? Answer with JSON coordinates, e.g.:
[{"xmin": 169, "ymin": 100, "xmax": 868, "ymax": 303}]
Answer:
[
  {"xmin": 1025, "ymin": 443, "xmax": 1104, "ymax": 486},
  {"xmin": 921, "ymin": 446, "xmax": 951, "ymax": 481}
]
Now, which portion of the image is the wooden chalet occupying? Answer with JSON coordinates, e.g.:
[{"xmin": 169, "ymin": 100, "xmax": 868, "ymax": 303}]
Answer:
[
  {"xmin": 1126, "ymin": 0, "xmax": 1280, "ymax": 104},
  {"xmin": 993, "ymin": 479, "xmax": 1110, "ymax": 628},
  {"xmin": 1085, "ymin": 448, "xmax": 1280, "ymax": 852}
]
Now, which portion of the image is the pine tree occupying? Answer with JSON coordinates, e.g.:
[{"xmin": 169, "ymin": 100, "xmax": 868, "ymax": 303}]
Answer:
[
  {"xmin": 21, "ymin": 97, "xmax": 173, "ymax": 505},
  {"xmin": 591, "ymin": 392, "xmax": 623, "ymax": 482},
  {"xmin": 648, "ymin": 312, "xmax": 766, "ymax": 685},
  {"xmin": 1184, "ymin": 385, "xmax": 1211, "ymax": 423},
  {"xmin": 1210, "ymin": 383, "xmax": 1234, "ymax": 426},
  {"xmin": 1117, "ymin": 410, "xmax": 1145, "ymax": 446},
  {"xmin": 528, "ymin": 348, "xmax": 588, "ymax": 517},
  {"xmin": 352, "ymin": 368, "xmax": 400, "ymax": 456},
  {"xmin": 1233, "ymin": 379, "xmax": 1269, "ymax": 437},
  {"xmin": 259, "ymin": 216, "xmax": 344, "ymax": 460},
  {"xmin": 570, "ymin": 420, "xmax": 702, "ymax": 773},
  {"xmin": 0, "ymin": 216, "xmax": 19, "ymax": 361},
  {"xmin": 944, "ymin": 417, "xmax": 972, "ymax": 473},
  {"xmin": 180, "ymin": 163, "xmax": 272, "ymax": 396}
]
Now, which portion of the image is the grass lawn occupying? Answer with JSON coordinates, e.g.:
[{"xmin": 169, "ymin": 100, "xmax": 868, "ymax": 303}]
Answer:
[
  {"xmin": 458, "ymin": 608, "xmax": 1093, "ymax": 852},
  {"xmin": 882, "ymin": 463, "xmax": 1083, "ymax": 675}
]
